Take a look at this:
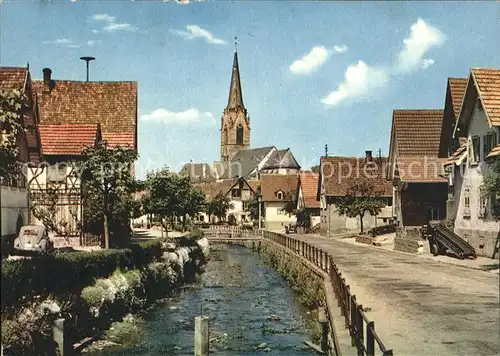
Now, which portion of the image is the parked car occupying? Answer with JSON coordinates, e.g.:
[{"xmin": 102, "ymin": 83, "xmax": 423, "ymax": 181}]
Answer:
[{"xmin": 13, "ymin": 225, "xmax": 53, "ymax": 253}]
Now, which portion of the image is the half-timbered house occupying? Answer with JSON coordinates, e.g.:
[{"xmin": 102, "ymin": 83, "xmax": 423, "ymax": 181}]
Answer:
[{"xmin": 26, "ymin": 67, "xmax": 138, "ymax": 245}]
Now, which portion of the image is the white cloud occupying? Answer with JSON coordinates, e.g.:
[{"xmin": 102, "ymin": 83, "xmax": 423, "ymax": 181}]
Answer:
[
  {"xmin": 171, "ymin": 25, "xmax": 226, "ymax": 45},
  {"xmin": 92, "ymin": 29, "xmax": 99, "ymax": 34},
  {"xmin": 41, "ymin": 38, "xmax": 80, "ymax": 48},
  {"xmin": 141, "ymin": 108, "xmax": 216, "ymax": 125},
  {"xmin": 395, "ymin": 18, "xmax": 445, "ymax": 73},
  {"xmin": 87, "ymin": 40, "xmax": 102, "ymax": 46},
  {"xmin": 333, "ymin": 45, "xmax": 349, "ymax": 54},
  {"xmin": 91, "ymin": 13, "xmax": 137, "ymax": 32},
  {"xmin": 92, "ymin": 14, "xmax": 115, "ymax": 22},
  {"xmin": 290, "ymin": 46, "xmax": 330, "ymax": 75},
  {"xmin": 321, "ymin": 60, "xmax": 389, "ymax": 106},
  {"xmin": 41, "ymin": 38, "xmax": 72, "ymax": 45}
]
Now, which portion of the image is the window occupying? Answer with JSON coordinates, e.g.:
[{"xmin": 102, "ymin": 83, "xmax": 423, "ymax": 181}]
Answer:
[
  {"xmin": 479, "ymin": 193, "xmax": 488, "ymax": 218},
  {"xmin": 47, "ymin": 164, "xmax": 66, "ymax": 184},
  {"xmin": 231, "ymin": 188, "xmax": 241, "ymax": 198},
  {"xmin": 242, "ymin": 201, "xmax": 249, "ymax": 211},
  {"xmin": 477, "ymin": 98, "xmax": 483, "ymax": 111},
  {"xmin": 483, "ymin": 132, "xmax": 497, "ymax": 159},
  {"xmin": 469, "ymin": 136, "xmax": 480, "ymax": 164},
  {"xmin": 276, "ymin": 191, "xmax": 283, "ymax": 200},
  {"xmin": 236, "ymin": 123, "xmax": 243, "ymax": 145},
  {"xmin": 463, "ymin": 187, "xmax": 471, "ymax": 218}
]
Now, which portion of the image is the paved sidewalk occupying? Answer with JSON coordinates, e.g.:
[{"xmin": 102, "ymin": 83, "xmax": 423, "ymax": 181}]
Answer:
[
  {"xmin": 341, "ymin": 235, "xmax": 500, "ymax": 273},
  {"xmin": 294, "ymin": 234, "xmax": 500, "ymax": 356}
]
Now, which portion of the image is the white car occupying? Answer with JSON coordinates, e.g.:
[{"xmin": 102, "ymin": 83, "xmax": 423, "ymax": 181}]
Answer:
[{"xmin": 14, "ymin": 225, "xmax": 54, "ymax": 253}]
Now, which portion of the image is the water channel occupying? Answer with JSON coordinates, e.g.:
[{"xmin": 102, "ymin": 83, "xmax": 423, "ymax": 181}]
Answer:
[{"xmin": 92, "ymin": 244, "xmax": 316, "ymax": 355}]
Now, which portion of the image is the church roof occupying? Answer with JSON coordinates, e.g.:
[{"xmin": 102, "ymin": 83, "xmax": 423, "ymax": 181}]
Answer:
[
  {"xmin": 215, "ymin": 146, "xmax": 275, "ymax": 179},
  {"xmin": 226, "ymin": 51, "xmax": 245, "ymax": 110},
  {"xmin": 262, "ymin": 149, "xmax": 301, "ymax": 170}
]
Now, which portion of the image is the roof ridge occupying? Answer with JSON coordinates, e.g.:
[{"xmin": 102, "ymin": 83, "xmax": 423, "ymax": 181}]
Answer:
[
  {"xmin": 393, "ymin": 109, "xmax": 443, "ymax": 111},
  {"xmin": 32, "ymin": 79, "xmax": 137, "ymax": 84}
]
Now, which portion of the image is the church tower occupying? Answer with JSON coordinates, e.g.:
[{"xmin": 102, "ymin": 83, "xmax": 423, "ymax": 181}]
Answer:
[{"xmin": 220, "ymin": 46, "xmax": 251, "ymax": 162}]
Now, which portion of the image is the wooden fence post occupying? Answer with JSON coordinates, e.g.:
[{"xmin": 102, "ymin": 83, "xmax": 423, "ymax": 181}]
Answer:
[{"xmin": 194, "ymin": 316, "xmax": 209, "ymax": 356}]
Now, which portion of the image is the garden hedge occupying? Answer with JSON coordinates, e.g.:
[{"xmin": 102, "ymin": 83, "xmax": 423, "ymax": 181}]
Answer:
[{"xmin": 1, "ymin": 239, "xmax": 164, "ymax": 313}]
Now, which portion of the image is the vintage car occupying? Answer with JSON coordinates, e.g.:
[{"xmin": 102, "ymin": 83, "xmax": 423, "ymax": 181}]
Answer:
[{"xmin": 13, "ymin": 225, "xmax": 54, "ymax": 253}]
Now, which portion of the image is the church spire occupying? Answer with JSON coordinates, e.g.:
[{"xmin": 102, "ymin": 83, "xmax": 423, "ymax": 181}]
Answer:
[{"xmin": 226, "ymin": 40, "xmax": 244, "ymax": 110}]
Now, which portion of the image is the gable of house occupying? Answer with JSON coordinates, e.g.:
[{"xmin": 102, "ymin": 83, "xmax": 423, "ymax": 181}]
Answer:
[
  {"xmin": 298, "ymin": 172, "xmax": 320, "ymax": 209},
  {"xmin": 439, "ymin": 78, "xmax": 467, "ymax": 157},
  {"xmin": 455, "ymin": 68, "xmax": 500, "ymax": 160},
  {"xmin": 260, "ymin": 174, "xmax": 299, "ymax": 202}
]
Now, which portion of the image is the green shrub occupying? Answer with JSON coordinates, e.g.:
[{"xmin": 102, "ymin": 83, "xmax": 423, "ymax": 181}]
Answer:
[
  {"xmin": 2, "ymin": 240, "xmax": 165, "ymax": 313},
  {"xmin": 126, "ymin": 239, "xmax": 163, "ymax": 267},
  {"xmin": 105, "ymin": 314, "xmax": 145, "ymax": 345}
]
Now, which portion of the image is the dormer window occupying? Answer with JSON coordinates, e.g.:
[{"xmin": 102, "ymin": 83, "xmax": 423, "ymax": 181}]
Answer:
[{"xmin": 276, "ymin": 190, "xmax": 283, "ymax": 200}]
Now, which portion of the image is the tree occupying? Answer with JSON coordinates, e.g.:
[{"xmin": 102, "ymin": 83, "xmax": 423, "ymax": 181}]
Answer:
[
  {"xmin": 248, "ymin": 194, "xmax": 263, "ymax": 221},
  {"xmin": 335, "ymin": 181, "xmax": 385, "ymax": 233},
  {"xmin": 145, "ymin": 168, "xmax": 191, "ymax": 236},
  {"xmin": 310, "ymin": 165, "xmax": 320, "ymax": 174},
  {"xmin": 295, "ymin": 207, "xmax": 311, "ymax": 228},
  {"xmin": 0, "ymin": 89, "xmax": 28, "ymax": 180},
  {"xmin": 206, "ymin": 192, "xmax": 233, "ymax": 222},
  {"xmin": 178, "ymin": 185, "xmax": 206, "ymax": 230},
  {"xmin": 81, "ymin": 142, "xmax": 138, "ymax": 248},
  {"xmin": 282, "ymin": 190, "xmax": 298, "ymax": 215},
  {"xmin": 482, "ymin": 157, "xmax": 500, "ymax": 220}
]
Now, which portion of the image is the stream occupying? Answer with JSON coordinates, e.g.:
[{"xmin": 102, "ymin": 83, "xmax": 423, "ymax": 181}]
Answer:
[{"xmin": 92, "ymin": 244, "xmax": 315, "ymax": 355}]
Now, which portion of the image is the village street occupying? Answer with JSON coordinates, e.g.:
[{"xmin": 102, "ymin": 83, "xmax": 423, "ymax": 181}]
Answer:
[{"xmin": 293, "ymin": 234, "xmax": 500, "ymax": 356}]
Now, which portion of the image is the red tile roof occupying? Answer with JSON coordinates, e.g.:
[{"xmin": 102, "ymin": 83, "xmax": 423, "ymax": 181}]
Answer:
[
  {"xmin": 320, "ymin": 156, "xmax": 392, "ymax": 197},
  {"xmin": 472, "ymin": 68, "xmax": 500, "ymax": 126},
  {"xmin": 32, "ymin": 79, "xmax": 137, "ymax": 149},
  {"xmin": 395, "ymin": 156, "xmax": 447, "ymax": 183},
  {"xmin": 299, "ymin": 172, "xmax": 320, "ymax": 208},
  {"xmin": 448, "ymin": 78, "xmax": 467, "ymax": 119},
  {"xmin": 392, "ymin": 110, "xmax": 444, "ymax": 157},
  {"xmin": 102, "ymin": 132, "xmax": 136, "ymax": 149},
  {"xmin": 38, "ymin": 123, "xmax": 99, "ymax": 155},
  {"xmin": 0, "ymin": 67, "xmax": 28, "ymax": 91},
  {"xmin": 443, "ymin": 141, "xmax": 467, "ymax": 166},
  {"xmin": 260, "ymin": 174, "xmax": 299, "ymax": 202},
  {"xmin": 486, "ymin": 144, "xmax": 500, "ymax": 159}
]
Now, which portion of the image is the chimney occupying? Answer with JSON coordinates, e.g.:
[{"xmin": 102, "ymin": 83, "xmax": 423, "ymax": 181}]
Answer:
[
  {"xmin": 42, "ymin": 68, "xmax": 52, "ymax": 93},
  {"xmin": 365, "ymin": 150, "xmax": 373, "ymax": 161}
]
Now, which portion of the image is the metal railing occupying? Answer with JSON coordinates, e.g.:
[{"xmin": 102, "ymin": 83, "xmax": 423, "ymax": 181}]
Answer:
[
  {"xmin": 204, "ymin": 226, "xmax": 393, "ymax": 356},
  {"xmin": 262, "ymin": 230, "xmax": 393, "ymax": 356}
]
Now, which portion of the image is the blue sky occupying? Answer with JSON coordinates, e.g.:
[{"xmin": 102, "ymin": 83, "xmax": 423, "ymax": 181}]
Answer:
[{"xmin": 1, "ymin": 0, "xmax": 499, "ymax": 179}]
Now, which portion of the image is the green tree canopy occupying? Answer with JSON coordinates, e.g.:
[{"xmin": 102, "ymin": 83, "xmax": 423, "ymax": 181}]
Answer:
[
  {"xmin": 0, "ymin": 89, "xmax": 28, "ymax": 180},
  {"xmin": 81, "ymin": 141, "xmax": 138, "ymax": 248},
  {"xmin": 335, "ymin": 181, "xmax": 386, "ymax": 233},
  {"xmin": 206, "ymin": 192, "xmax": 233, "ymax": 221},
  {"xmin": 310, "ymin": 165, "xmax": 320, "ymax": 174}
]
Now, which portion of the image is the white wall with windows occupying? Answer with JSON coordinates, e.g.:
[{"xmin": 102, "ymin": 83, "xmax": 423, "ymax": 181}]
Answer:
[{"xmin": 454, "ymin": 98, "xmax": 499, "ymax": 257}]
